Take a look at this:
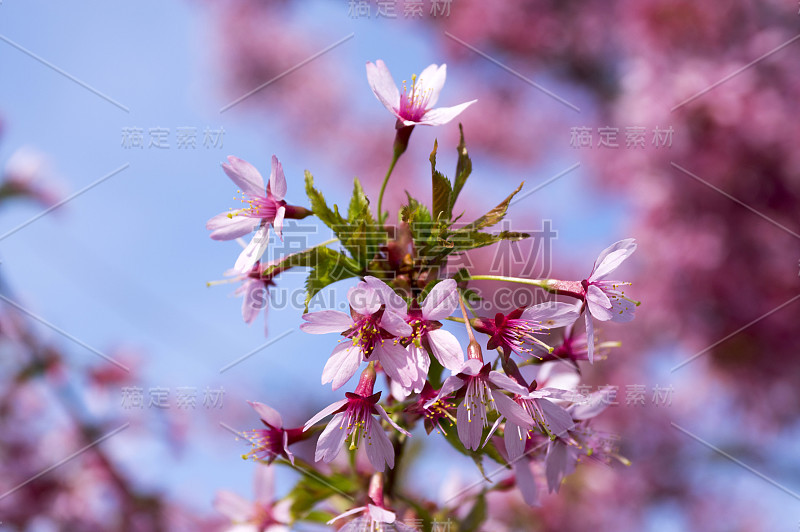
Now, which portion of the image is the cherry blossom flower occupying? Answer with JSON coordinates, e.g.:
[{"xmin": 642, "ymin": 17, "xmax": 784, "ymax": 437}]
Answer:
[
  {"xmin": 502, "ymin": 382, "xmax": 574, "ymax": 463},
  {"xmin": 366, "ymin": 60, "xmax": 477, "ymax": 128},
  {"xmin": 544, "ymin": 388, "xmax": 626, "ymax": 493},
  {"xmin": 241, "ymin": 401, "xmax": 305, "ymax": 465},
  {"xmin": 425, "ymin": 359, "xmax": 534, "ymax": 451},
  {"xmin": 214, "ymin": 463, "xmax": 291, "ymax": 532},
  {"xmin": 328, "ymin": 473, "xmax": 418, "ymax": 532},
  {"xmin": 304, "ymin": 368, "xmax": 410, "ymax": 471},
  {"xmin": 581, "ymin": 238, "xmax": 639, "ymax": 362},
  {"xmin": 366, "ymin": 276, "xmax": 464, "ymax": 391},
  {"xmin": 220, "ymin": 262, "xmax": 275, "ymax": 336},
  {"xmin": 301, "ymin": 282, "xmax": 414, "ymax": 390},
  {"xmin": 405, "ymin": 381, "xmax": 454, "ymax": 435},
  {"xmin": 473, "ymin": 302, "xmax": 580, "ymax": 359},
  {"xmin": 206, "ymin": 155, "xmax": 287, "ymax": 273}
]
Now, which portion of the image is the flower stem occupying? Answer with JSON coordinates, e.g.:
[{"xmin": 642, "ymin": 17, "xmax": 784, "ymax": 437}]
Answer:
[
  {"xmin": 468, "ymin": 274, "xmax": 551, "ymax": 289},
  {"xmin": 377, "ymin": 152, "xmax": 400, "ymax": 225},
  {"xmin": 377, "ymin": 126, "xmax": 414, "ymax": 224}
]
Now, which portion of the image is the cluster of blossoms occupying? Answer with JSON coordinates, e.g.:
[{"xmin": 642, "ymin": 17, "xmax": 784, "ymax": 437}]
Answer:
[{"xmin": 207, "ymin": 60, "xmax": 639, "ymax": 531}]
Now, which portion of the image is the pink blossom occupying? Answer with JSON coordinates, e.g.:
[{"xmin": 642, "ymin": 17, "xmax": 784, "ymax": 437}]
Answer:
[
  {"xmin": 366, "ymin": 60, "xmax": 477, "ymax": 127},
  {"xmin": 328, "ymin": 473, "xmax": 417, "ymax": 531},
  {"xmin": 366, "ymin": 276, "xmax": 464, "ymax": 391},
  {"xmin": 301, "ymin": 282, "xmax": 414, "ymax": 390},
  {"xmin": 214, "ymin": 464, "xmax": 290, "ymax": 532},
  {"xmin": 544, "ymin": 388, "xmax": 624, "ymax": 493},
  {"xmin": 241, "ymin": 401, "xmax": 305, "ymax": 465},
  {"xmin": 223, "ymin": 262, "xmax": 275, "ymax": 336},
  {"xmin": 304, "ymin": 370, "xmax": 410, "ymax": 471},
  {"xmin": 472, "ymin": 302, "xmax": 580, "ymax": 359},
  {"xmin": 207, "ymin": 155, "xmax": 288, "ymax": 273},
  {"xmin": 581, "ymin": 238, "xmax": 639, "ymax": 362},
  {"xmin": 327, "ymin": 504, "xmax": 417, "ymax": 532},
  {"xmin": 502, "ymin": 383, "xmax": 574, "ymax": 463},
  {"xmin": 406, "ymin": 381, "xmax": 455, "ymax": 435},
  {"xmin": 426, "ymin": 359, "xmax": 534, "ymax": 451}
]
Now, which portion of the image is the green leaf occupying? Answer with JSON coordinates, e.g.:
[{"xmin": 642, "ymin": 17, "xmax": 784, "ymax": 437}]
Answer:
[
  {"xmin": 446, "ymin": 229, "xmax": 530, "ymax": 253},
  {"xmin": 305, "ymin": 247, "xmax": 361, "ymax": 310},
  {"xmin": 347, "ymin": 177, "xmax": 373, "ymax": 224},
  {"xmin": 451, "ymin": 123, "xmax": 472, "ymax": 211},
  {"xmin": 305, "ymin": 172, "xmax": 387, "ymax": 267},
  {"xmin": 401, "ymin": 192, "xmax": 433, "ymax": 227},
  {"xmin": 430, "ymin": 139, "xmax": 452, "ymax": 221},
  {"xmin": 463, "ymin": 182, "xmax": 524, "ymax": 231},
  {"xmin": 286, "ymin": 470, "xmax": 359, "ymax": 522},
  {"xmin": 305, "ymin": 170, "xmax": 345, "ymax": 229},
  {"xmin": 260, "ymin": 244, "xmax": 351, "ymax": 276}
]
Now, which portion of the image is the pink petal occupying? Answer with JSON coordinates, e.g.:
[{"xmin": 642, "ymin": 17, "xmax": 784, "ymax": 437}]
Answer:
[
  {"xmin": 374, "ymin": 342, "xmax": 414, "ymax": 388},
  {"xmin": 268, "ymin": 155, "xmax": 287, "ymax": 201},
  {"xmin": 348, "ymin": 283, "xmax": 381, "ymax": 315},
  {"xmin": 234, "ymin": 225, "xmax": 270, "ymax": 273},
  {"xmin": 586, "ymin": 284, "xmax": 612, "ymax": 309},
  {"xmin": 366, "ymin": 504, "xmax": 396, "ymax": 523},
  {"xmin": 213, "ymin": 490, "xmax": 253, "ymax": 522},
  {"xmin": 504, "ymin": 422, "xmax": 527, "ymax": 462},
  {"xmin": 458, "ymin": 358, "xmax": 485, "ymax": 376},
  {"xmin": 569, "ymin": 389, "xmax": 612, "ymax": 420},
  {"xmin": 513, "ymin": 461, "xmax": 540, "ymax": 506},
  {"xmin": 584, "ymin": 310, "xmax": 595, "ymax": 364},
  {"xmin": 222, "ymin": 156, "xmax": 266, "ymax": 197},
  {"xmin": 272, "ymin": 205, "xmax": 285, "ymax": 240},
  {"xmin": 488, "ymin": 371, "xmax": 529, "ymax": 396},
  {"xmin": 536, "ymin": 398, "xmax": 574, "ymax": 437},
  {"xmin": 327, "ymin": 506, "xmax": 368, "ymax": 525},
  {"xmin": 315, "ymin": 412, "xmax": 348, "ymax": 462},
  {"xmin": 207, "ymin": 212, "xmax": 258, "ymax": 240},
  {"xmin": 520, "ymin": 301, "xmax": 581, "ymax": 329},
  {"xmin": 379, "ymin": 310, "xmax": 413, "ymax": 337},
  {"xmin": 366, "ymin": 60, "xmax": 401, "ymax": 115},
  {"xmin": 427, "ymin": 329, "xmax": 464, "ymax": 370},
  {"xmin": 405, "ymin": 344, "xmax": 430, "ymax": 393},
  {"xmin": 609, "ymin": 296, "xmax": 637, "ymax": 323},
  {"xmin": 424, "ymin": 375, "xmax": 464, "ymax": 409},
  {"xmin": 545, "ymin": 440, "xmax": 577, "ymax": 493},
  {"xmin": 365, "ymin": 417, "xmax": 395, "ymax": 470},
  {"xmin": 416, "ymin": 63, "xmax": 446, "ymax": 109},
  {"xmin": 456, "ymin": 400, "xmax": 484, "ymax": 451},
  {"xmin": 589, "ymin": 238, "xmax": 637, "ymax": 281},
  {"xmin": 417, "ymin": 100, "xmax": 477, "ymax": 126},
  {"xmin": 376, "ymin": 404, "xmax": 411, "ymax": 437},
  {"xmin": 248, "ymin": 401, "xmax": 283, "ymax": 428},
  {"xmin": 242, "ymin": 279, "xmax": 266, "ymax": 324},
  {"xmin": 421, "ymin": 279, "xmax": 459, "ymax": 321},
  {"xmin": 304, "ymin": 398, "xmax": 349, "ymax": 430},
  {"xmin": 282, "ymin": 430, "xmax": 294, "ymax": 465},
  {"xmin": 493, "ymin": 390, "xmax": 534, "ymax": 430},
  {"xmin": 300, "ymin": 310, "xmax": 353, "ymax": 334},
  {"xmin": 252, "ymin": 463, "xmax": 275, "ymax": 504},
  {"xmin": 364, "ymin": 276, "xmax": 408, "ymax": 316},
  {"xmin": 322, "ymin": 343, "xmax": 363, "ymax": 390}
]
